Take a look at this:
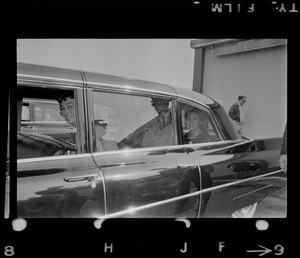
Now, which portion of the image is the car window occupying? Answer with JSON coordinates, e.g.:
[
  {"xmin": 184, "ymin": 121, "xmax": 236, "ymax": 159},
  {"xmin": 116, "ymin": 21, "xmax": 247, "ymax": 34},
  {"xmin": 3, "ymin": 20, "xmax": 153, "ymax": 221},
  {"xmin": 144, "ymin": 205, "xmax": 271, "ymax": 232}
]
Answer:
[
  {"xmin": 22, "ymin": 99, "xmax": 66, "ymax": 122},
  {"xmin": 21, "ymin": 103, "xmax": 30, "ymax": 121},
  {"xmin": 92, "ymin": 91, "xmax": 176, "ymax": 152},
  {"xmin": 17, "ymin": 90, "xmax": 78, "ymax": 159},
  {"xmin": 178, "ymin": 101, "xmax": 219, "ymax": 144},
  {"xmin": 33, "ymin": 101, "xmax": 65, "ymax": 122}
]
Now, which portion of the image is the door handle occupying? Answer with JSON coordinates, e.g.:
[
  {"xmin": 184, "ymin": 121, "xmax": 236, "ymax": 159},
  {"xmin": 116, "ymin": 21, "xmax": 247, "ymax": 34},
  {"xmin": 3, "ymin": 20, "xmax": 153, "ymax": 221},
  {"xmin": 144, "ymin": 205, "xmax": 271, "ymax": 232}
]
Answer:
[
  {"xmin": 63, "ymin": 174, "xmax": 98, "ymax": 182},
  {"xmin": 23, "ymin": 125, "xmax": 36, "ymax": 130}
]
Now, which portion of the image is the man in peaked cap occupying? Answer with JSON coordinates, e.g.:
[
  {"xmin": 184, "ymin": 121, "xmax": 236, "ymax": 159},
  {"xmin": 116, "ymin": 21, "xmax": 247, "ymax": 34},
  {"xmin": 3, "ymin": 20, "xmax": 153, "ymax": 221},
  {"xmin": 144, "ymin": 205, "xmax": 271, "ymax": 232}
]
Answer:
[
  {"xmin": 140, "ymin": 97, "xmax": 175, "ymax": 148},
  {"xmin": 94, "ymin": 119, "xmax": 119, "ymax": 152},
  {"xmin": 150, "ymin": 97, "xmax": 170, "ymax": 113}
]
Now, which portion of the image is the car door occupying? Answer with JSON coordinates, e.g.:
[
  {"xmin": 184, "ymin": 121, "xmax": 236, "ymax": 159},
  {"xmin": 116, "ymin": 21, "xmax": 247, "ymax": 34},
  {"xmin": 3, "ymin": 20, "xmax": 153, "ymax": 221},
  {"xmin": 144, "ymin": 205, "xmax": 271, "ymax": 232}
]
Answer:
[
  {"xmin": 17, "ymin": 154, "xmax": 105, "ymax": 218},
  {"xmin": 92, "ymin": 147, "xmax": 200, "ymax": 218},
  {"xmin": 16, "ymin": 64, "xmax": 106, "ymax": 218},
  {"xmin": 186, "ymin": 139, "xmax": 285, "ymax": 218},
  {"xmin": 177, "ymin": 99, "xmax": 286, "ymax": 218},
  {"xmin": 87, "ymin": 89, "xmax": 201, "ymax": 218}
]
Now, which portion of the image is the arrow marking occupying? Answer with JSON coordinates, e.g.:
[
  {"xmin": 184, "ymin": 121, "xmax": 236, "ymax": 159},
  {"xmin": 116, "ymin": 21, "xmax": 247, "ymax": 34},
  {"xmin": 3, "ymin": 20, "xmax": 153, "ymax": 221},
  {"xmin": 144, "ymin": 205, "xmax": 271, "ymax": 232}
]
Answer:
[{"xmin": 246, "ymin": 245, "xmax": 272, "ymax": 256}]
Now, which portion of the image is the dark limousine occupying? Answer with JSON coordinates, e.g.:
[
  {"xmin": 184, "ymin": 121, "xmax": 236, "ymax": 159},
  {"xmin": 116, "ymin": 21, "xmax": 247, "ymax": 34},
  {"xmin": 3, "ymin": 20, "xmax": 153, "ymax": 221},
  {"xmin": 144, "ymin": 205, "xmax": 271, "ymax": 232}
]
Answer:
[{"xmin": 6, "ymin": 63, "xmax": 286, "ymax": 218}]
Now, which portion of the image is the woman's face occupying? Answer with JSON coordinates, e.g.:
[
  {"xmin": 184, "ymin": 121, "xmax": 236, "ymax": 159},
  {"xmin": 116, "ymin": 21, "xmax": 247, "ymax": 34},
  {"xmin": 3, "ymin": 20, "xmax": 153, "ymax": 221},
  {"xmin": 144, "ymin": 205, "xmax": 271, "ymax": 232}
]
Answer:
[
  {"xmin": 185, "ymin": 111, "xmax": 201, "ymax": 131},
  {"xmin": 60, "ymin": 97, "xmax": 76, "ymax": 126}
]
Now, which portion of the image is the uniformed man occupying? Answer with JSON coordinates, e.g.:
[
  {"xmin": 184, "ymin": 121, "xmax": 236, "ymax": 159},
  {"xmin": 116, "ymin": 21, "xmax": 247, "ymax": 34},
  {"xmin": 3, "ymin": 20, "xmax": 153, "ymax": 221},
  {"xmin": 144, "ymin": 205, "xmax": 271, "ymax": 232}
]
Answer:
[{"xmin": 140, "ymin": 97, "xmax": 175, "ymax": 148}]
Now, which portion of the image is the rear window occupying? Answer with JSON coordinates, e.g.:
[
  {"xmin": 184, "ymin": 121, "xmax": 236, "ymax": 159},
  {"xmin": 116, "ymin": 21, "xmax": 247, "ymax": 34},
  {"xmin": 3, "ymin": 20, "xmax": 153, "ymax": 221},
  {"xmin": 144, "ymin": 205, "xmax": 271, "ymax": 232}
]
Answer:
[
  {"xmin": 33, "ymin": 102, "xmax": 65, "ymax": 122},
  {"xmin": 22, "ymin": 100, "xmax": 65, "ymax": 122}
]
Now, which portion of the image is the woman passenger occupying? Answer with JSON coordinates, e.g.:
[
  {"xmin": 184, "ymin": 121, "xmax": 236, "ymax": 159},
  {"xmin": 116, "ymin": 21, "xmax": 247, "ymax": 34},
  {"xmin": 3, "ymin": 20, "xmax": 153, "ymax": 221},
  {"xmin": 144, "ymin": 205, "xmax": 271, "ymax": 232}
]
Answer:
[{"xmin": 184, "ymin": 109, "xmax": 213, "ymax": 144}]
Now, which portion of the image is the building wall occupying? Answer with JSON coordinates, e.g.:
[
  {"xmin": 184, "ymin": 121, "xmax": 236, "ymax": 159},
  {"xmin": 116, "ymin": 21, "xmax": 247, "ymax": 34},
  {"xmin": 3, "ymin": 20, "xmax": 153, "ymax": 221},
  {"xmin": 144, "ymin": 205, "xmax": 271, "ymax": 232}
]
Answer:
[
  {"xmin": 202, "ymin": 44, "xmax": 287, "ymax": 139},
  {"xmin": 17, "ymin": 39, "xmax": 194, "ymax": 90}
]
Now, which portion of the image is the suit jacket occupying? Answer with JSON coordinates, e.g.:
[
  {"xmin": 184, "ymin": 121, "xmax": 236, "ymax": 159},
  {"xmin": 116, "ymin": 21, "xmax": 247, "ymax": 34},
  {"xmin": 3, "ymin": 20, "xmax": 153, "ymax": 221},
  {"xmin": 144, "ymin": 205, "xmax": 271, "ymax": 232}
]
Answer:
[
  {"xmin": 141, "ymin": 121, "xmax": 174, "ymax": 148},
  {"xmin": 280, "ymin": 124, "xmax": 287, "ymax": 155},
  {"xmin": 228, "ymin": 103, "xmax": 240, "ymax": 122}
]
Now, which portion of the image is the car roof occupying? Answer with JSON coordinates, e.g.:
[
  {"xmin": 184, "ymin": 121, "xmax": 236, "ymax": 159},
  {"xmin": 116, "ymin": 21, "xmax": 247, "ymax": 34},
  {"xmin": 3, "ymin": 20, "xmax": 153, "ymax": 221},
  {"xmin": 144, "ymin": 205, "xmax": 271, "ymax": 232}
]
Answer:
[{"xmin": 17, "ymin": 63, "xmax": 215, "ymax": 105}]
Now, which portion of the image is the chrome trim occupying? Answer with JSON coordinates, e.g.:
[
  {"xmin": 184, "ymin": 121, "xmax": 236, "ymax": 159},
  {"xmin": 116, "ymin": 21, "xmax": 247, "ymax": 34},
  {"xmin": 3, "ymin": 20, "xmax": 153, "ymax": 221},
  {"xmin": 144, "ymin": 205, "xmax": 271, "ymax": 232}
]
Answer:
[
  {"xmin": 17, "ymin": 74, "xmax": 84, "ymax": 85},
  {"xmin": 177, "ymin": 95, "xmax": 210, "ymax": 109},
  {"xmin": 81, "ymin": 72, "xmax": 91, "ymax": 152},
  {"xmin": 16, "ymin": 139, "xmax": 245, "ymax": 163},
  {"xmin": 82, "ymin": 73, "xmax": 109, "ymax": 215},
  {"xmin": 183, "ymin": 139, "xmax": 248, "ymax": 151},
  {"xmin": 231, "ymin": 184, "xmax": 274, "ymax": 201},
  {"xmin": 21, "ymin": 121, "xmax": 68, "ymax": 124},
  {"xmin": 83, "ymin": 71, "xmax": 178, "ymax": 97},
  {"xmin": 87, "ymin": 82, "xmax": 178, "ymax": 99},
  {"xmin": 91, "ymin": 156, "xmax": 108, "ymax": 215},
  {"xmin": 98, "ymin": 169, "xmax": 284, "ymax": 218},
  {"xmin": 194, "ymin": 159, "xmax": 203, "ymax": 217},
  {"xmin": 23, "ymin": 99, "xmax": 61, "ymax": 104},
  {"xmin": 17, "ymin": 153, "xmax": 93, "ymax": 163},
  {"xmin": 90, "ymin": 139, "xmax": 246, "ymax": 157}
]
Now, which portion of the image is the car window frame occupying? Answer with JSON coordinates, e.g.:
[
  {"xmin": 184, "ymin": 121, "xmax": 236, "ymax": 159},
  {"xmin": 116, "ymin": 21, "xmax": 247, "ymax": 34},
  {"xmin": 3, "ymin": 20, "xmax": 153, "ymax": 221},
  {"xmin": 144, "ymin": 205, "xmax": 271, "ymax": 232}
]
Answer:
[
  {"xmin": 176, "ymin": 98, "xmax": 224, "ymax": 145},
  {"xmin": 16, "ymin": 85, "xmax": 87, "ymax": 160},
  {"xmin": 86, "ymin": 88, "xmax": 179, "ymax": 154}
]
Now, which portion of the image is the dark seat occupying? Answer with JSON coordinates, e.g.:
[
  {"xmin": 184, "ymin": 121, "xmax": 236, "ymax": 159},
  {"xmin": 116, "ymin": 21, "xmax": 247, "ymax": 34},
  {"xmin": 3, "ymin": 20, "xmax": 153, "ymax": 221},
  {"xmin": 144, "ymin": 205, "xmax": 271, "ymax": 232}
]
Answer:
[{"xmin": 17, "ymin": 132, "xmax": 76, "ymax": 159}]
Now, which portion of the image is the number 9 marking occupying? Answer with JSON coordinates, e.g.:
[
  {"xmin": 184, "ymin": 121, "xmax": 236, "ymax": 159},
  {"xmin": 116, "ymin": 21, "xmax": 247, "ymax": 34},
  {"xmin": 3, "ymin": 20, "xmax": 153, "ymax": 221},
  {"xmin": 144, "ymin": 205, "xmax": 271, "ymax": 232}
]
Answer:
[{"xmin": 274, "ymin": 244, "xmax": 284, "ymax": 255}]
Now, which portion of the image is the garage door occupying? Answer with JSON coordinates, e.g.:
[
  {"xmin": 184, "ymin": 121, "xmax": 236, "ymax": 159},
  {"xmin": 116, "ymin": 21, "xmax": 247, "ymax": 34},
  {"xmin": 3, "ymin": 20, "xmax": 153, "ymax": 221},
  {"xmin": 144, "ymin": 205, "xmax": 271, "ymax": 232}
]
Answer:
[{"xmin": 201, "ymin": 40, "xmax": 287, "ymax": 139}]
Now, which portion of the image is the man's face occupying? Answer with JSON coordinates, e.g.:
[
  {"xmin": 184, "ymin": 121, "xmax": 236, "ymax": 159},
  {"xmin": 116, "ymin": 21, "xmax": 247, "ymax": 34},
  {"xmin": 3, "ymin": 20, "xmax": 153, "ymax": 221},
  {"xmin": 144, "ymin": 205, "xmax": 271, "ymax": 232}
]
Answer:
[
  {"xmin": 153, "ymin": 103, "xmax": 169, "ymax": 114},
  {"xmin": 95, "ymin": 124, "xmax": 106, "ymax": 138},
  {"xmin": 239, "ymin": 97, "xmax": 246, "ymax": 106},
  {"xmin": 158, "ymin": 110, "xmax": 171, "ymax": 128},
  {"xmin": 59, "ymin": 97, "xmax": 76, "ymax": 125}
]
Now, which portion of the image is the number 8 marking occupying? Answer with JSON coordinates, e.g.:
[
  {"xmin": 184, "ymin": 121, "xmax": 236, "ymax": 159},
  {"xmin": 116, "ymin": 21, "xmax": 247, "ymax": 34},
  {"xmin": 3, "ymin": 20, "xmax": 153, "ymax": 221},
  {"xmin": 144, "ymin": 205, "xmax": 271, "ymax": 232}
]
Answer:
[{"xmin": 4, "ymin": 246, "xmax": 14, "ymax": 256}]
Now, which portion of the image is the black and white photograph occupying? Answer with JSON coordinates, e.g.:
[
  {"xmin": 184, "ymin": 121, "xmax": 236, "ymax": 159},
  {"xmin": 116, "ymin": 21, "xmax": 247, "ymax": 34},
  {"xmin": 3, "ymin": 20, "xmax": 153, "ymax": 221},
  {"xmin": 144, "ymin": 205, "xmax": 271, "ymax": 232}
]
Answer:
[
  {"xmin": 4, "ymin": 37, "xmax": 289, "ymax": 256},
  {"xmin": 12, "ymin": 38, "xmax": 287, "ymax": 219},
  {"xmin": 4, "ymin": 0, "xmax": 296, "ymax": 256}
]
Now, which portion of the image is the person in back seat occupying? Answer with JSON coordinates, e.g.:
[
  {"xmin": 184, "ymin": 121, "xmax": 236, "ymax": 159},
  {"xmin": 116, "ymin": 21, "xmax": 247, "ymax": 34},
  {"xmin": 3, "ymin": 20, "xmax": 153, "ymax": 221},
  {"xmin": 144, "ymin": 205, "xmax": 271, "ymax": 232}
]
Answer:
[
  {"xmin": 94, "ymin": 119, "xmax": 119, "ymax": 152},
  {"xmin": 57, "ymin": 90, "xmax": 79, "ymax": 151},
  {"xmin": 184, "ymin": 108, "xmax": 213, "ymax": 144}
]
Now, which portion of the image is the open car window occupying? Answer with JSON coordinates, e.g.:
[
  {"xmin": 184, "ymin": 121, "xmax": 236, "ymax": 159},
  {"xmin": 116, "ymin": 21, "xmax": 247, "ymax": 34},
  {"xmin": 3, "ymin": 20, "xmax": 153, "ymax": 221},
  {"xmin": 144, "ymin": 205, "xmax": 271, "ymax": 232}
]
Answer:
[
  {"xmin": 178, "ymin": 101, "xmax": 220, "ymax": 144},
  {"xmin": 92, "ymin": 91, "xmax": 176, "ymax": 152},
  {"xmin": 17, "ymin": 87, "xmax": 78, "ymax": 159}
]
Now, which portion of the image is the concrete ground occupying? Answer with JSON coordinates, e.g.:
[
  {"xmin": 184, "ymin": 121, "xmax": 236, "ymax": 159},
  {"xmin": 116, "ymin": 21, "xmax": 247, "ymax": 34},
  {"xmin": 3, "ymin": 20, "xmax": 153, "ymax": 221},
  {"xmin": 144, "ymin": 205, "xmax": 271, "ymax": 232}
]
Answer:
[{"xmin": 254, "ymin": 187, "xmax": 287, "ymax": 218}]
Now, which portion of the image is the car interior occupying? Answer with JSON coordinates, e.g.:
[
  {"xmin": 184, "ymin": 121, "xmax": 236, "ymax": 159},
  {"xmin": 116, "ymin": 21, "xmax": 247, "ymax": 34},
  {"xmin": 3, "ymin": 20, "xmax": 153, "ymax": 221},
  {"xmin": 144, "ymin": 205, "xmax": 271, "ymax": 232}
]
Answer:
[{"xmin": 17, "ymin": 86, "xmax": 76, "ymax": 159}]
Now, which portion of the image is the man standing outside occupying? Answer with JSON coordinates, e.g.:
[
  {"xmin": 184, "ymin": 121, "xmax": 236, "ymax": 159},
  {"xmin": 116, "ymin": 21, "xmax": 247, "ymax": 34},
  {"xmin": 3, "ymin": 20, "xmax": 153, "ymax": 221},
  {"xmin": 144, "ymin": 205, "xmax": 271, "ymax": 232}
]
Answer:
[{"xmin": 228, "ymin": 95, "xmax": 247, "ymax": 138}]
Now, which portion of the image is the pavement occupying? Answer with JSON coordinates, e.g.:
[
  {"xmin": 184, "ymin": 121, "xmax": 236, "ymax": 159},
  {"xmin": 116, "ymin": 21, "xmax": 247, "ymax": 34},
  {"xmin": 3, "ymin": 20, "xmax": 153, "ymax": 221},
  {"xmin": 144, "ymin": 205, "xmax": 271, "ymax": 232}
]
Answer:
[{"xmin": 254, "ymin": 187, "xmax": 287, "ymax": 218}]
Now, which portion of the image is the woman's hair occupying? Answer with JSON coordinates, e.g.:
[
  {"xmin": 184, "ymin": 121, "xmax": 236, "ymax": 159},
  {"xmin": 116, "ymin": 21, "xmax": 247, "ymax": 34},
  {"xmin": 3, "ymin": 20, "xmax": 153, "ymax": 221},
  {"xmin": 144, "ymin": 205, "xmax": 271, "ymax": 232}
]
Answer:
[{"xmin": 57, "ymin": 90, "xmax": 74, "ymax": 104}]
